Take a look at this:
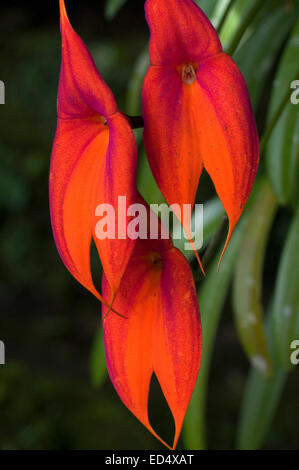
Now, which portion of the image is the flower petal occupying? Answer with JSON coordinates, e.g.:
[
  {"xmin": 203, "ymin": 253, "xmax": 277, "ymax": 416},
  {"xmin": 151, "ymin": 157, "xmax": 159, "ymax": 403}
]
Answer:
[
  {"xmin": 142, "ymin": 65, "xmax": 203, "ymax": 214},
  {"xmin": 143, "ymin": 0, "xmax": 259, "ymax": 264},
  {"xmin": 142, "ymin": 65, "xmax": 205, "ymax": 269},
  {"xmin": 50, "ymin": 0, "xmax": 137, "ymax": 300},
  {"xmin": 50, "ymin": 118, "xmax": 109, "ymax": 299},
  {"xmin": 196, "ymin": 53, "xmax": 259, "ymax": 260},
  {"xmin": 102, "ymin": 254, "xmax": 159, "ymax": 441},
  {"xmin": 102, "ymin": 203, "xmax": 201, "ymax": 449},
  {"xmin": 93, "ymin": 112, "xmax": 138, "ymax": 296},
  {"xmin": 153, "ymin": 247, "xmax": 202, "ymax": 449},
  {"xmin": 145, "ymin": 0, "xmax": 221, "ymax": 66},
  {"xmin": 58, "ymin": 0, "xmax": 116, "ymax": 118}
]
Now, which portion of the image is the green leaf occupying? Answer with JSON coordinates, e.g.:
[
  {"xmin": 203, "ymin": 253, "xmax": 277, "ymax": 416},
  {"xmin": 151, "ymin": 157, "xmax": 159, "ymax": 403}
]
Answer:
[
  {"xmin": 105, "ymin": 0, "xmax": 127, "ymax": 20},
  {"xmin": 183, "ymin": 222, "xmax": 245, "ymax": 450},
  {"xmin": 219, "ymin": 0, "xmax": 252, "ymax": 46},
  {"xmin": 126, "ymin": 47, "xmax": 149, "ymax": 116},
  {"xmin": 239, "ymin": 207, "xmax": 299, "ymax": 447},
  {"xmin": 234, "ymin": 4, "xmax": 297, "ymax": 110},
  {"xmin": 195, "ymin": 0, "xmax": 218, "ymax": 18},
  {"xmin": 137, "ymin": 150, "xmax": 166, "ymax": 207},
  {"xmin": 89, "ymin": 327, "xmax": 107, "ymax": 388},
  {"xmin": 266, "ymin": 19, "xmax": 299, "ymax": 206},
  {"xmin": 233, "ymin": 179, "xmax": 277, "ymax": 376},
  {"xmin": 272, "ymin": 207, "xmax": 299, "ymax": 369},
  {"xmin": 237, "ymin": 357, "xmax": 287, "ymax": 449},
  {"xmin": 237, "ymin": 301, "xmax": 287, "ymax": 449},
  {"xmin": 216, "ymin": 0, "xmax": 238, "ymax": 34}
]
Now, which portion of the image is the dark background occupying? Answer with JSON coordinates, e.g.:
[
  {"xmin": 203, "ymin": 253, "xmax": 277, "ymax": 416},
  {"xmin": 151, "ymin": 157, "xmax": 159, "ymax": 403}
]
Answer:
[{"xmin": 0, "ymin": 0, "xmax": 298, "ymax": 450}]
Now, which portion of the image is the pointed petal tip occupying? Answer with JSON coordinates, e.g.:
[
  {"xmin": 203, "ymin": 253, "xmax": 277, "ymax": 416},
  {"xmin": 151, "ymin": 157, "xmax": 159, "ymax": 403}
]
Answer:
[
  {"xmin": 182, "ymin": 223, "xmax": 205, "ymax": 276},
  {"xmin": 102, "ymin": 241, "xmax": 201, "ymax": 450},
  {"xmin": 59, "ymin": 0, "xmax": 68, "ymax": 23},
  {"xmin": 217, "ymin": 222, "xmax": 234, "ymax": 271},
  {"xmin": 192, "ymin": 239, "xmax": 205, "ymax": 276}
]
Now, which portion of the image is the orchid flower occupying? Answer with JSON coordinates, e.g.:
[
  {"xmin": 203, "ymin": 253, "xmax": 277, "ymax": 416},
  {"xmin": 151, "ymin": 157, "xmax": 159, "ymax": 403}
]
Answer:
[
  {"xmin": 142, "ymin": 0, "xmax": 259, "ymax": 266},
  {"xmin": 50, "ymin": 0, "xmax": 201, "ymax": 450},
  {"xmin": 50, "ymin": 0, "xmax": 137, "ymax": 305},
  {"xmin": 102, "ymin": 196, "xmax": 201, "ymax": 450}
]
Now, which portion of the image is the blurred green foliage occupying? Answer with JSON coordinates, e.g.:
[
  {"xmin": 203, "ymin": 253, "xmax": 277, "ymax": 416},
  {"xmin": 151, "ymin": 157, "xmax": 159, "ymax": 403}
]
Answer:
[{"xmin": 0, "ymin": 0, "xmax": 298, "ymax": 450}]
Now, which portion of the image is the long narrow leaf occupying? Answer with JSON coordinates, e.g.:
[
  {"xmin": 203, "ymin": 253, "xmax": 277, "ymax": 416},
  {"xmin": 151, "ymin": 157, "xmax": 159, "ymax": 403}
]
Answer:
[
  {"xmin": 218, "ymin": 0, "xmax": 252, "ymax": 46},
  {"xmin": 272, "ymin": 207, "xmax": 299, "ymax": 369},
  {"xmin": 237, "ymin": 299, "xmax": 288, "ymax": 449},
  {"xmin": 237, "ymin": 361, "xmax": 287, "ymax": 449},
  {"xmin": 226, "ymin": 0, "xmax": 265, "ymax": 56},
  {"xmin": 266, "ymin": 19, "xmax": 299, "ymax": 206},
  {"xmin": 237, "ymin": 209, "xmax": 299, "ymax": 447},
  {"xmin": 234, "ymin": 4, "xmax": 297, "ymax": 110},
  {"xmin": 233, "ymin": 179, "xmax": 277, "ymax": 376}
]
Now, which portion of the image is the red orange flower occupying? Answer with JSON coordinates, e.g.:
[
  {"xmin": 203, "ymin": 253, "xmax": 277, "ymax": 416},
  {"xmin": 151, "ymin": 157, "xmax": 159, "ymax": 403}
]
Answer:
[
  {"xmin": 102, "ymin": 197, "xmax": 201, "ymax": 449},
  {"xmin": 50, "ymin": 0, "xmax": 137, "ymax": 304},
  {"xmin": 142, "ymin": 0, "xmax": 259, "ymax": 265},
  {"xmin": 49, "ymin": 4, "xmax": 201, "ymax": 448}
]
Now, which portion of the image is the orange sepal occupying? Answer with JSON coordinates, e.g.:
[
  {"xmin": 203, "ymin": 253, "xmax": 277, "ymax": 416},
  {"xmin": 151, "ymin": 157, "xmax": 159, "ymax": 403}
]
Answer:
[
  {"xmin": 50, "ymin": 0, "xmax": 137, "ymax": 301},
  {"xmin": 102, "ymin": 202, "xmax": 201, "ymax": 449},
  {"xmin": 143, "ymin": 0, "xmax": 259, "ymax": 265}
]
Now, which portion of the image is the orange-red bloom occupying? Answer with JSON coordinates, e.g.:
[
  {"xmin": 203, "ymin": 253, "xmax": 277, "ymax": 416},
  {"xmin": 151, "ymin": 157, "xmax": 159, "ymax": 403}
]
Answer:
[
  {"xmin": 50, "ymin": 0, "xmax": 202, "ymax": 449},
  {"xmin": 50, "ymin": 0, "xmax": 137, "ymax": 303},
  {"xmin": 142, "ymin": 0, "xmax": 259, "ymax": 264},
  {"xmin": 102, "ymin": 197, "xmax": 201, "ymax": 449}
]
